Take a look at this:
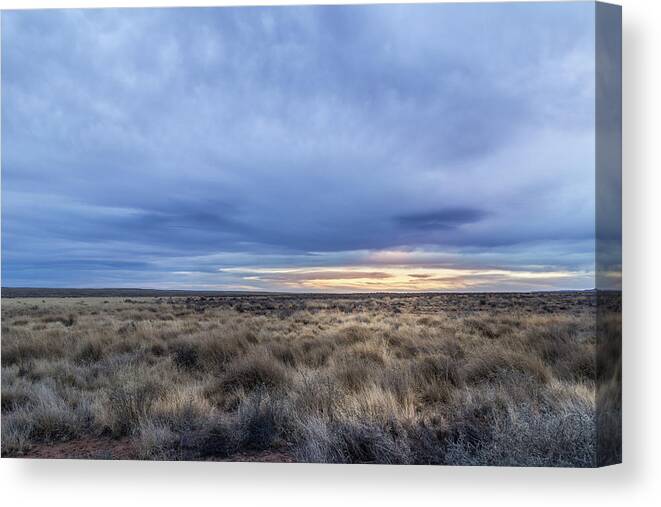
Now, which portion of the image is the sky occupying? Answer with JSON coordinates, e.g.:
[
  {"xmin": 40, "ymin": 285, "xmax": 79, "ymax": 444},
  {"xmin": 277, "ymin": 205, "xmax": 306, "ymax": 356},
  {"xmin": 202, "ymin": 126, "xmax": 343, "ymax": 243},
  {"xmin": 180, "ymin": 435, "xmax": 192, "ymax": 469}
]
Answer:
[{"xmin": 1, "ymin": 3, "xmax": 598, "ymax": 292}]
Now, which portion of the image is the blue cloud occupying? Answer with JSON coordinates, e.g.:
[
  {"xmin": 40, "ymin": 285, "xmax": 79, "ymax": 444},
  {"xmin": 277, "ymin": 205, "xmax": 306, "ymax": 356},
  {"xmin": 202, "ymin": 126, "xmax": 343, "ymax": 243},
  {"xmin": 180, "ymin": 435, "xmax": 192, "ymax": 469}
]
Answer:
[{"xmin": 1, "ymin": 3, "xmax": 596, "ymax": 290}]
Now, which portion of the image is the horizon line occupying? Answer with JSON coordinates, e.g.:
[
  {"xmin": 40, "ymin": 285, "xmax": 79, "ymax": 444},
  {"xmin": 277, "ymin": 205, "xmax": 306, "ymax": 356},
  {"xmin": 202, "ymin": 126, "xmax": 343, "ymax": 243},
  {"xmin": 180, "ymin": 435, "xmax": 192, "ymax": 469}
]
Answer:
[{"xmin": 1, "ymin": 286, "xmax": 602, "ymax": 297}]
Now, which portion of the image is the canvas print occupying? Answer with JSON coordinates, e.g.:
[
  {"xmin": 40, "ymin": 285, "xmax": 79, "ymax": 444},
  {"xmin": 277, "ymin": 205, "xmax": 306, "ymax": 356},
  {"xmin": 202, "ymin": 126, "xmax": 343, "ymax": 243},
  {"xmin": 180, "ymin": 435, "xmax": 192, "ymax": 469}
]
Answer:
[{"xmin": 0, "ymin": 2, "xmax": 621, "ymax": 466}]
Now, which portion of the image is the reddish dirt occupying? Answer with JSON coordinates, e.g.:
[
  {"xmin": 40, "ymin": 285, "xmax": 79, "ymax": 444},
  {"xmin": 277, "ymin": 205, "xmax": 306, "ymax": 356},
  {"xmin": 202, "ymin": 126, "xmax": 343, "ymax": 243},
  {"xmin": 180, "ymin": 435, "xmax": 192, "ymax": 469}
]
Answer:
[
  {"xmin": 223, "ymin": 450, "xmax": 296, "ymax": 463},
  {"xmin": 21, "ymin": 437, "xmax": 136, "ymax": 460},
  {"xmin": 19, "ymin": 438, "xmax": 296, "ymax": 463}
]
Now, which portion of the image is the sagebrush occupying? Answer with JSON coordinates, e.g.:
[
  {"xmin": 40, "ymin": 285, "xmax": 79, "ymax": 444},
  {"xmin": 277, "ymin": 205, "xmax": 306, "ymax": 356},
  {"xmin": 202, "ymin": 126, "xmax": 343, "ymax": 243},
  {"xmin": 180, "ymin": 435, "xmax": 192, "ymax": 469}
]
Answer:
[{"xmin": 1, "ymin": 293, "xmax": 604, "ymax": 465}]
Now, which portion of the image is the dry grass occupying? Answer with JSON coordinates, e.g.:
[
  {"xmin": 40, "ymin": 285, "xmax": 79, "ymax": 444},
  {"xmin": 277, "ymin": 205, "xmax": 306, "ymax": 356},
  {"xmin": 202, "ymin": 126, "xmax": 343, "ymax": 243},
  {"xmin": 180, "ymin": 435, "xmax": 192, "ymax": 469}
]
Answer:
[{"xmin": 0, "ymin": 293, "xmax": 610, "ymax": 465}]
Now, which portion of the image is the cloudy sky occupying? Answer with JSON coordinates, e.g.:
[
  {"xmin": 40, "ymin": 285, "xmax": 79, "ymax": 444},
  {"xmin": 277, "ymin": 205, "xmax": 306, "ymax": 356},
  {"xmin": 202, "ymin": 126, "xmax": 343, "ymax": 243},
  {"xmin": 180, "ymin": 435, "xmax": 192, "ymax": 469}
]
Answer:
[{"xmin": 1, "ymin": 3, "xmax": 597, "ymax": 292}]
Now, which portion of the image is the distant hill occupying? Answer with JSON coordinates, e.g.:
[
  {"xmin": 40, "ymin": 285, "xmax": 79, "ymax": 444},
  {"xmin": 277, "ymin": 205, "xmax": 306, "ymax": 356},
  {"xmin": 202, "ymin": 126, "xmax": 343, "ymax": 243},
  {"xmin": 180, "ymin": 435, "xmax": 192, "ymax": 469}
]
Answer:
[
  {"xmin": 1, "ymin": 287, "xmax": 602, "ymax": 298},
  {"xmin": 0, "ymin": 287, "xmax": 275, "ymax": 298}
]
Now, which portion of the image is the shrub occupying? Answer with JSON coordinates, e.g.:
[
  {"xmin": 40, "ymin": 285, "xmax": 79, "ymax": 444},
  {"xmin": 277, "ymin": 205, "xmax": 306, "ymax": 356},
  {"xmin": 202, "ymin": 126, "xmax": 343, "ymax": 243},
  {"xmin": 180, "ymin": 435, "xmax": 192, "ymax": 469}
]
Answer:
[
  {"xmin": 299, "ymin": 339, "xmax": 334, "ymax": 368},
  {"xmin": 292, "ymin": 416, "xmax": 340, "ymax": 463},
  {"xmin": 346, "ymin": 340, "xmax": 390, "ymax": 365},
  {"xmin": 444, "ymin": 401, "xmax": 595, "ymax": 467},
  {"xmin": 465, "ymin": 348, "xmax": 550, "ymax": 385},
  {"xmin": 335, "ymin": 324, "xmax": 372, "ymax": 346},
  {"xmin": 1, "ymin": 414, "xmax": 33, "ymax": 456},
  {"xmin": 335, "ymin": 420, "xmax": 412, "ymax": 464},
  {"xmin": 188, "ymin": 416, "xmax": 239, "ymax": 459},
  {"xmin": 104, "ymin": 380, "xmax": 164, "ymax": 437},
  {"xmin": 464, "ymin": 317, "xmax": 505, "ymax": 339},
  {"xmin": 62, "ymin": 314, "xmax": 76, "ymax": 327},
  {"xmin": 150, "ymin": 342, "xmax": 166, "ymax": 357},
  {"xmin": 412, "ymin": 355, "xmax": 463, "ymax": 387},
  {"xmin": 75, "ymin": 340, "xmax": 105, "ymax": 365},
  {"xmin": 0, "ymin": 294, "xmax": 598, "ymax": 464},
  {"xmin": 1, "ymin": 368, "xmax": 33, "ymax": 412},
  {"xmin": 293, "ymin": 417, "xmax": 411, "ymax": 464},
  {"xmin": 267, "ymin": 343, "xmax": 297, "ymax": 367},
  {"xmin": 236, "ymin": 390, "xmax": 281, "ymax": 451},
  {"xmin": 196, "ymin": 333, "xmax": 250, "ymax": 371},
  {"xmin": 220, "ymin": 351, "xmax": 290, "ymax": 393},
  {"xmin": 149, "ymin": 384, "xmax": 212, "ymax": 432},
  {"xmin": 333, "ymin": 358, "xmax": 376, "ymax": 391},
  {"xmin": 170, "ymin": 341, "xmax": 200, "ymax": 371},
  {"xmin": 136, "ymin": 420, "xmax": 178, "ymax": 460},
  {"xmin": 566, "ymin": 347, "xmax": 596, "ymax": 381},
  {"xmin": 21, "ymin": 384, "xmax": 86, "ymax": 442}
]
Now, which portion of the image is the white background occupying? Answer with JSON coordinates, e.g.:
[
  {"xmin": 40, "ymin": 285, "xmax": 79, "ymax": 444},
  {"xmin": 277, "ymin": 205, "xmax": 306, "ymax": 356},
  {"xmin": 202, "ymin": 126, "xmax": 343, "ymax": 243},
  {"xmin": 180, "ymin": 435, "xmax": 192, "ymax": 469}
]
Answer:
[{"xmin": 0, "ymin": 0, "xmax": 659, "ymax": 505}]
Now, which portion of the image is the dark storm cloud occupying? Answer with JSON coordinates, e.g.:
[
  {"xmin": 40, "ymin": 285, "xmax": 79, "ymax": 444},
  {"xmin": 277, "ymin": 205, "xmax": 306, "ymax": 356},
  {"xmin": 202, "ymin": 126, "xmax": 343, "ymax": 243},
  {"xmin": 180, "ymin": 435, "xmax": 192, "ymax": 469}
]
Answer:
[
  {"xmin": 396, "ymin": 208, "xmax": 488, "ymax": 230},
  {"xmin": 1, "ymin": 3, "xmax": 596, "ymax": 290}
]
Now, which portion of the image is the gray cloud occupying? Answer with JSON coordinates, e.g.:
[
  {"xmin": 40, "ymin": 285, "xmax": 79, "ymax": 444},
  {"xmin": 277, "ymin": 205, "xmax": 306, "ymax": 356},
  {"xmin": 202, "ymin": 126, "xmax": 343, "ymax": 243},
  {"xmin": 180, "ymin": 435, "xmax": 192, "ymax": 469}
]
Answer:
[
  {"xmin": 396, "ymin": 208, "xmax": 488, "ymax": 230},
  {"xmin": 1, "ymin": 4, "xmax": 597, "ymax": 290}
]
